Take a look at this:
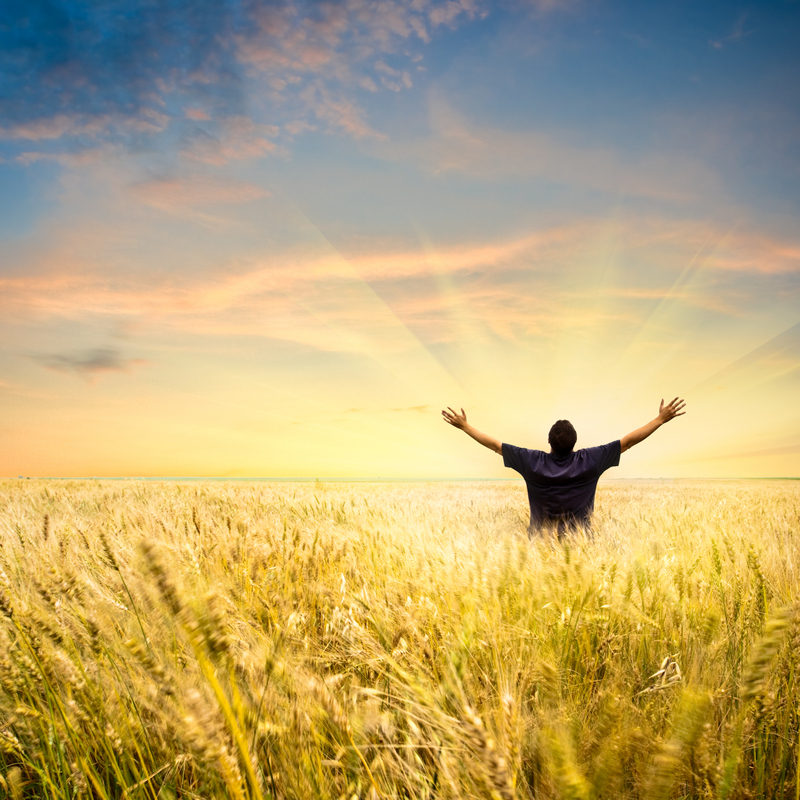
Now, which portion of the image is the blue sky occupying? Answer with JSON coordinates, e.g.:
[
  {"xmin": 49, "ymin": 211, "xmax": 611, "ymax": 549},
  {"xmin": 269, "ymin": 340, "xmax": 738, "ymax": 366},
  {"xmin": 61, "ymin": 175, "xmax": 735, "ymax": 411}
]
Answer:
[{"xmin": 1, "ymin": 0, "xmax": 799, "ymax": 477}]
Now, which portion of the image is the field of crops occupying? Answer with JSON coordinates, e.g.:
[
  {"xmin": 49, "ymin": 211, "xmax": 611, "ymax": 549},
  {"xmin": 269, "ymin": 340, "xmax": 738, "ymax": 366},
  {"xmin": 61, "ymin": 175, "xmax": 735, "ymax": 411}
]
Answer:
[{"xmin": 1, "ymin": 478, "xmax": 799, "ymax": 799}]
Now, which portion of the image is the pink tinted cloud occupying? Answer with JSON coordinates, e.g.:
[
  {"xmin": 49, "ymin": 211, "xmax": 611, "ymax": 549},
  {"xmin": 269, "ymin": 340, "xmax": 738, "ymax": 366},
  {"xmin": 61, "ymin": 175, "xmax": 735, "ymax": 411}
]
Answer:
[
  {"xmin": 2, "ymin": 217, "xmax": 796, "ymax": 355},
  {"xmin": 429, "ymin": 0, "xmax": 485, "ymax": 28},
  {"xmin": 0, "ymin": 224, "xmax": 590, "ymax": 352},
  {"xmin": 0, "ymin": 115, "xmax": 111, "ymax": 141},
  {"xmin": 0, "ymin": 111, "xmax": 169, "ymax": 142},
  {"xmin": 284, "ymin": 120, "xmax": 317, "ymax": 135},
  {"xmin": 182, "ymin": 116, "xmax": 281, "ymax": 164},
  {"xmin": 704, "ymin": 232, "xmax": 800, "ymax": 274},
  {"xmin": 0, "ymin": 1, "xmax": 549, "ymax": 161},
  {"xmin": 16, "ymin": 149, "xmax": 106, "ymax": 167},
  {"xmin": 300, "ymin": 84, "xmax": 385, "ymax": 140},
  {"xmin": 129, "ymin": 176, "xmax": 269, "ymax": 212},
  {"xmin": 619, "ymin": 217, "xmax": 800, "ymax": 275},
  {"xmin": 234, "ymin": 1, "xmax": 494, "ymax": 139},
  {"xmin": 185, "ymin": 108, "xmax": 211, "ymax": 121},
  {"xmin": 0, "ymin": 1, "xmax": 534, "ymax": 159},
  {"xmin": 340, "ymin": 226, "xmax": 584, "ymax": 281},
  {"xmin": 379, "ymin": 98, "xmax": 723, "ymax": 202}
]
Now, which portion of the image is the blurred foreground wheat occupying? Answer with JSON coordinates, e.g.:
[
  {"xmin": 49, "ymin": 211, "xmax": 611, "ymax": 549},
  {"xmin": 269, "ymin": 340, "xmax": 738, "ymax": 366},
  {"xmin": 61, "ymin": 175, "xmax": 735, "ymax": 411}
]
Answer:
[{"xmin": 0, "ymin": 479, "xmax": 799, "ymax": 799}]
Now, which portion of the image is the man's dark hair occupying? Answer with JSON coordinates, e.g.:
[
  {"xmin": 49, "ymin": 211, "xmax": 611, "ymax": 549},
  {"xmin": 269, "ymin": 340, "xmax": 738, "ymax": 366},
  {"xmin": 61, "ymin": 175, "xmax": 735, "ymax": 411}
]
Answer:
[{"xmin": 548, "ymin": 420, "xmax": 577, "ymax": 456}]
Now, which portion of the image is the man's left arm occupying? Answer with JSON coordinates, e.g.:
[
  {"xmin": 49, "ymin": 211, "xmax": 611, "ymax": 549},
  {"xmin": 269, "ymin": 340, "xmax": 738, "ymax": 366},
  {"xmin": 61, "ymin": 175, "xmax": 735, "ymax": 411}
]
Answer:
[{"xmin": 620, "ymin": 397, "xmax": 686, "ymax": 454}]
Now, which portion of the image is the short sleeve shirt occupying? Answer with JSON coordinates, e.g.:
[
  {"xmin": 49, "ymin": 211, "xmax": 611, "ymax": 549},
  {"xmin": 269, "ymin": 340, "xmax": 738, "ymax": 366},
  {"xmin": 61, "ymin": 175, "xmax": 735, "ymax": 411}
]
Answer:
[{"xmin": 502, "ymin": 441, "xmax": 621, "ymax": 529}]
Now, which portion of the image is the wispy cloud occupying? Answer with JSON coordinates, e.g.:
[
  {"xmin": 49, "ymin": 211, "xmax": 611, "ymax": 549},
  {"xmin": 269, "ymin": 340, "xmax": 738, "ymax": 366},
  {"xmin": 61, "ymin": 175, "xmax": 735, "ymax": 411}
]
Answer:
[
  {"xmin": 391, "ymin": 404, "xmax": 432, "ymax": 413},
  {"xmin": 129, "ymin": 176, "xmax": 269, "ymax": 212},
  {"xmin": 297, "ymin": 83, "xmax": 385, "ymax": 140},
  {"xmin": 709, "ymin": 12, "xmax": 751, "ymax": 50},
  {"xmin": 0, "ymin": 0, "xmax": 498, "ymax": 159},
  {"xmin": 3, "ymin": 215, "xmax": 797, "ymax": 358},
  {"xmin": 428, "ymin": 0, "xmax": 487, "ymax": 28},
  {"xmin": 703, "ymin": 233, "xmax": 800, "ymax": 274},
  {"xmin": 344, "ymin": 404, "xmax": 433, "ymax": 414},
  {"xmin": 15, "ymin": 149, "xmax": 107, "ymax": 167},
  {"xmin": 33, "ymin": 348, "xmax": 148, "ymax": 380},
  {"xmin": 0, "ymin": 1, "xmax": 243, "ymax": 134},
  {"xmin": 1, "ymin": 115, "xmax": 118, "ymax": 142},
  {"xmin": 179, "ymin": 117, "xmax": 283, "ymax": 165},
  {"xmin": 378, "ymin": 97, "xmax": 723, "ymax": 201}
]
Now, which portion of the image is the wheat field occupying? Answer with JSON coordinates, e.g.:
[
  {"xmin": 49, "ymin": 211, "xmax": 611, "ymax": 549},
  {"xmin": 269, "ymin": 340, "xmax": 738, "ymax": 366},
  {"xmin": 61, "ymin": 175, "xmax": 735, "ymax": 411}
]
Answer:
[{"xmin": 0, "ymin": 478, "xmax": 799, "ymax": 799}]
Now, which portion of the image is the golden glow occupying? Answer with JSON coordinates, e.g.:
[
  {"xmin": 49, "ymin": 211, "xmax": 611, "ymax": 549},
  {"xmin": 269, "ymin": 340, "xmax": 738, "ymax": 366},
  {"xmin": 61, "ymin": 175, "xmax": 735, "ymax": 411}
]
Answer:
[{"xmin": 0, "ymin": 168, "xmax": 798, "ymax": 478}]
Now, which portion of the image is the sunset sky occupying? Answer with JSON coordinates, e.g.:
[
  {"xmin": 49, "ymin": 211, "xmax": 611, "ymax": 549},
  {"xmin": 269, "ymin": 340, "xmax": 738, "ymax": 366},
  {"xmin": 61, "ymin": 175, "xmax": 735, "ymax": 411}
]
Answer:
[{"xmin": 1, "ymin": 0, "xmax": 799, "ymax": 479}]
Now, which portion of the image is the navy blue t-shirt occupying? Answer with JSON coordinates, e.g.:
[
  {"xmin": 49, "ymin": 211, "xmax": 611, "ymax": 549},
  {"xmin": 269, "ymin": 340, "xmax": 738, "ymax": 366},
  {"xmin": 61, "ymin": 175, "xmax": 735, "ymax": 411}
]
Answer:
[{"xmin": 502, "ymin": 440, "xmax": 621, "ymax": 531}]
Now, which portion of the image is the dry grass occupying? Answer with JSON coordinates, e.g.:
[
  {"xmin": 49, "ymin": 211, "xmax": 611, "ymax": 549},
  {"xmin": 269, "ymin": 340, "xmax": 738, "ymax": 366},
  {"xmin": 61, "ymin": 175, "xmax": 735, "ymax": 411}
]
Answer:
[{"xmin": 0, "ymin": 478, "xmax": 799, "ymax": 799}]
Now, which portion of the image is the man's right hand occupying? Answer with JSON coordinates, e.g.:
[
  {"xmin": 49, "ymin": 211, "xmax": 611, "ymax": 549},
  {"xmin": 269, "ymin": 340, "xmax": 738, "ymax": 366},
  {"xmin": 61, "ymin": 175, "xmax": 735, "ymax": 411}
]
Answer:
[
  {"xmin": 442, "ymin": 407, "xmax": 468, "ymax": 429},
  {"xmin": 442, "ymin": 407, "xmax": 503, "ymax": 454}
]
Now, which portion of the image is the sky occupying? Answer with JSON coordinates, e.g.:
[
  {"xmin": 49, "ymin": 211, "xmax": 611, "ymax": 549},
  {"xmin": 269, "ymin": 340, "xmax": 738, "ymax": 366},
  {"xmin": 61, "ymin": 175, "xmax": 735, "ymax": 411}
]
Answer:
[{"xmin": 1, "ymin": 0, "xmax": 799, "ymax": 479}]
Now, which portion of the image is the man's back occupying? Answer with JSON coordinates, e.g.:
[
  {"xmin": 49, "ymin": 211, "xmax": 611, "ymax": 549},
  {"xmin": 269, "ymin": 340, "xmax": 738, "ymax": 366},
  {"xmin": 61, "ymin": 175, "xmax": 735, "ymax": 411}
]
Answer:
[
  {"xmin": 441, "ymin": 398, "xmax": 685, "ymax": 536},
  {"xmin": 502, "ymin": 440, "xmax": 621, "ymax": 533}
]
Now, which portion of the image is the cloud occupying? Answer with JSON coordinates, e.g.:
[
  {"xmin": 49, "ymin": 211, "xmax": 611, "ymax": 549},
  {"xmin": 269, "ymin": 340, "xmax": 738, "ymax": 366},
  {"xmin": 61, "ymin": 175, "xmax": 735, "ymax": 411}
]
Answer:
[
  {"xmin": 339, "ymin": 226, "xmax": 580, "ymax": 280},
  {"xmin": 0, "ymin": 0, "xmax": 501, "ymax": 159},
  {"xmin": 15, "ymin": 149, "xmax": 106, "ymax": 167},
  {"xmin": 0, "ymin": 0, "xmax": 243, "ymax": 135},
  {"xmin": 185, "ymin": 108, "xmax": 212, "ymax": 121},
  {"xmin": 234, "ymin": 0, "xmax": 472, "ymax": 138},
  {"xmin": 0, "ymin": 115, "xmax": 114, "ymax": 142},
  {"xmin": 342, "ymin": 405, "xmax": 433, "ymax": 416},
  {"xmin": 709, "ymin": 12, "xmax": 750, "ymax": 50},
  {"xmin": 374, "ymin": 60, "xmax": 413, "ymax": 92},
  {"xmin": 298, "ymin": 84, "xmax": 384, "ymax": 140},
  {"xmin": 2, "ymin": 216, "xmax": 798, "ymax": 357},
  {"xmin": 348, "ymin": 404, "xmax": 433, "ymax": 413},
  {"xmin": 284, "ymin": 120, "xmax": 317, "ymax": 136},
  {"xmin": 180, "ymin": 116, "xmax": 282, "ymax": 165},
  {"xmin": 34, "ymin": 348, "xmax": 148, "ymax": 380},
  {"xmin": 429, "ymin": 0, "xmax": 486, "ymax": 28},
  {"xmin": 0, "ymin": 109, "xmax": 171, "ymax": 143},
  {"xmin": 0, "ymin": 221, "xmax": 594, "ymax": 358},
  {"xmin": 129, "ymin": 176, "xmax": 269, "ymax": 212},
  {"xmin": 703, "ymin": 233, "xmax": 800, "ymax": 275},
  {"xmin": 378, "ymin": 97, "xmax": 723, "ymax": 201}
]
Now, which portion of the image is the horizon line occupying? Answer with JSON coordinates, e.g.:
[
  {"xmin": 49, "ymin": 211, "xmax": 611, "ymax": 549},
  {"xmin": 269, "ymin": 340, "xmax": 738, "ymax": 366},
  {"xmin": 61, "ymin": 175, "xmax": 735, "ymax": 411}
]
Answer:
[{"xmin": 4, "ymin": 476, "xmax": 799, "ymax": 482}]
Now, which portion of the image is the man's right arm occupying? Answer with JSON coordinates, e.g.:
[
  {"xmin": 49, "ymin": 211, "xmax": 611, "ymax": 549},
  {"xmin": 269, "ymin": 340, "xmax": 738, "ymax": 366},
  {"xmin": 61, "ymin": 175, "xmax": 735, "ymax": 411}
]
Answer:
[
  {"xmin": 441, "ymin": 407, "xmax": 503, "ymax": 455},
  {"xmin": 620, "ymin": 397, "xmax": 686, "ymax": 454}
]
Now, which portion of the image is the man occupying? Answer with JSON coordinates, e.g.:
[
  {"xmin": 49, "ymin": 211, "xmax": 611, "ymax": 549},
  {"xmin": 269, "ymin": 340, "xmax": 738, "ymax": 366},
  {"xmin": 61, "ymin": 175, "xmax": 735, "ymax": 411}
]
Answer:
[{"xmin": 441, "ymin": 398, "xmax": 686, "ymax": 537}]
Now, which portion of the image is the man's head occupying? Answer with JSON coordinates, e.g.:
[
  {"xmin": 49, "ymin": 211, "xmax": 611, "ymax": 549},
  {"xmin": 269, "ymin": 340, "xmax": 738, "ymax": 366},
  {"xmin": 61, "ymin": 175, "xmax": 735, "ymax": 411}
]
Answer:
[{"xmin": 548, "ymin": 419, "xmax": 577, "ymax": 456}]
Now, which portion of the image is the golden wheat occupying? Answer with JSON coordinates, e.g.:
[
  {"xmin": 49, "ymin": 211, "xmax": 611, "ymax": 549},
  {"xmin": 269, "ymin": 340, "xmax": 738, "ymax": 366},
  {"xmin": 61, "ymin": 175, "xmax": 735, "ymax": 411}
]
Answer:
[{"xmin": 0, "ymin": 478, "xmax": 798, "ymax": 798}]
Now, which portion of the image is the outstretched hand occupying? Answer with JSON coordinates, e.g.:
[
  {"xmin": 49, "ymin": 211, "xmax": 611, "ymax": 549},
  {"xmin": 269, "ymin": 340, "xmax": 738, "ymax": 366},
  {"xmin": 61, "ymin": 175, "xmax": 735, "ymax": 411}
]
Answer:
[
  {"xmin": 442, "ymin": 406, "xmax": 468, "ymax": 429},
  {"xmin": 620, "ymin": 396, "xmax": 686, "ymax": 454},
  {"xmin": 658, "ymin": 397, "xmax": 686, "ymax": 423}
]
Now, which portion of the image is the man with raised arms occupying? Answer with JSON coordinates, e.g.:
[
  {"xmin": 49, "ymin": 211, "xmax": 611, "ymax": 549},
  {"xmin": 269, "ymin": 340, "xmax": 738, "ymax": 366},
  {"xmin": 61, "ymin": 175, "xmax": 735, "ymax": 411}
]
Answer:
[{"xmin": 441, "ymin": 398, "xmax": 686, "ymax": 537}]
